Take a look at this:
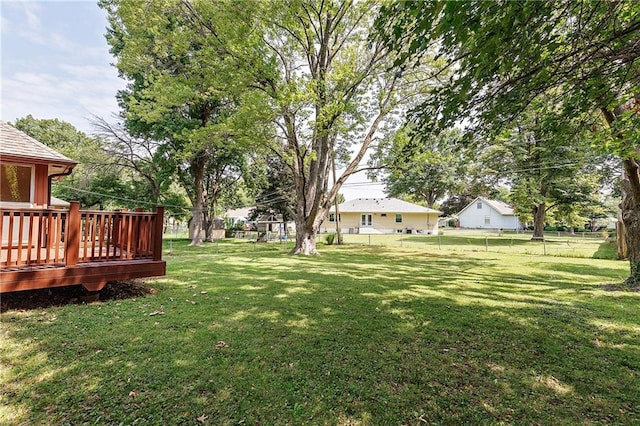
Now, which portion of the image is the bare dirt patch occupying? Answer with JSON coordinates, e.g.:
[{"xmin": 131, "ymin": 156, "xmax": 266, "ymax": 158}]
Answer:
[{"xmin": 0, "ymin": 280, "xmax": 154, "ymax": 313}]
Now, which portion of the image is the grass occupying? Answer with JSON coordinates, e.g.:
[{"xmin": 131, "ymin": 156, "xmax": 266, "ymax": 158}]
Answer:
[
  {"xmin": 1, "ymin": 237, "xmax": 639, "ymax": 425},
  {"xmin": 338, "ymin": 229, "xmax": 617, "ymax": 259}
]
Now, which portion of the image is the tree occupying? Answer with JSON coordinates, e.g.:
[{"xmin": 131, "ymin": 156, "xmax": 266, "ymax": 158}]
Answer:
[
  {"xmin": 91, "ymin": 116, "xmax": 190, "ymax": 217},
  {"xmin": 251, "ymin": 155, "xmax": 296, "ymax": 233},
  {"xmin": 481, "ymin": 95, "xmax": 602, "ymax": 239},
  {"xmin": 13, "ymin": 115, "xmax": 126, "ymax": 209},
  {"xmin": 101, "ymin": 0, "xmax": 271, "ymax": 245},
  {"xmin": 168, "ymin": 0, "xmax": 419, "ymax": 254},
  {"xmin": 377, "ymin": 1, "xmax": 640, "ymax": 284},
  {"xmin": 92, "ymin": 117, "xmax": 171, "ymax": 204},
  {"xmin": 246, "ymin": 0, "xmax": 417, "ymax": 254},
  {"xmin": 370, "ymin": 127, "xmax": 467, "ymax": 208}
]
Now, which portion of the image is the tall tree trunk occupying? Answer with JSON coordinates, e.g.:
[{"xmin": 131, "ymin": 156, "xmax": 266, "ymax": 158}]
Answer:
[
  {"xmin": 531, "ymin": 202, "xmax": 545, "ymax": 241},
  {"xmin": 425, "ymin": 191, "xmax": 437, "ymax": 209},
  {"xmin": 617, "ymin": 208, "xmax": 628, "ymax": 260},
  {"xmin": 602, "ymin": 106, "xmax": 640, "ymax": 285},
  {"xmin": 189, "ymin": 155, "xmax": 206, "ymax": 246},
  {"xmin": 620, "ymin": 160, "xmax": 640, "ymax": 286},
  {"xmin": 293, "ymin": 218, "xmax": 319, "ymax": 255},
  {"xmin": 205, "ymin": 193, "xmax": 218, "ymax": 242},
  {"xmin": 332, "ymin": 156, "xmax": 342, "ymax": 245}
]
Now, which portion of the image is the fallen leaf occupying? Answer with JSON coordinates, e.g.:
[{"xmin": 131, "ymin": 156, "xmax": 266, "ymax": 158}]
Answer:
[
  {"xmin": 215, "ymin": 341, "xmax": 228, "ymax": 349},
  {"xmin": 200, "ymin": 291, "xmax": 208, "ymax": 294},
  {"xmin": 129, "ymin": 391, "xmax": 137, "ymax": 398},
  {"xmin": 197, "ymin": 414, "xmax": 208, "ymax": 423},
  {"xmin": 149, "ymin": 310, "xmax": 164, "ymax": 316}
]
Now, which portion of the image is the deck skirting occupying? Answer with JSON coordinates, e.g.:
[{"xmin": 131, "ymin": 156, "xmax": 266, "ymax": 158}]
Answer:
[{"xmin": 0, "ymin": 259, "xmax": 166, "ymax": 293}]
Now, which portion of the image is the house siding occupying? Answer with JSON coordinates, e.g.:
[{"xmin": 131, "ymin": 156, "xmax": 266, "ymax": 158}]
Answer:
[
  {"xmin": 322, "ymin": 212, "xmax": 439, "ymax": 234},
  {"xmin": 458, "ymin": 200, "xmax": 520, "ymax": 229}
]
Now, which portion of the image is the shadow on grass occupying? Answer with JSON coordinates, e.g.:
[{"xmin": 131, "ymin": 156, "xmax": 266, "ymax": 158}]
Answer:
[
  {"xmin": 2, "ymin": 241, "xmax": 638, "ymax": 424},
  {"xmin": 0, "ymin": 280, "xmax": 153, "ymax": 313}
]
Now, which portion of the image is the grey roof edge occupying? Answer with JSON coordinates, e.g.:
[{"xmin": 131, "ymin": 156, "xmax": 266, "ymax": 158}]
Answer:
[
  {"xmin": 457, "ymin": 196, "xmax": 516, "ymax": 217},
  {"xmin": 337, "ymin": 197, "xmax": 442, "ymax": 214},
  {"xmin": 0, "ymin": 121, "xmax": 77, "ymax": 165}
]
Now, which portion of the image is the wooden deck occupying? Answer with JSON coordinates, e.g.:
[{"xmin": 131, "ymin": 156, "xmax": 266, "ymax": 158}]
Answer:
[{"xmin": 0, "ymin": 203, "xmax": 165, "ymax": 293}]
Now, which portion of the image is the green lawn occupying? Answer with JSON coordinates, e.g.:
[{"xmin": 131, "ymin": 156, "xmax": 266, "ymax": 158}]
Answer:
[
  {"xmin": 2, "ymin": 238, "xmax": 639, "ymax": 424},
  {"xmin": 337, "ymin": 228, "xmax": 617, "ymax": 259}
]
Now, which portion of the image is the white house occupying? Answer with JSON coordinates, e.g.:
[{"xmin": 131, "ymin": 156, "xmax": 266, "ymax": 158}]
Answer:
[
  {"xmin": 458, "ymin": 196, "xmax": 521, "ymax": 230},
  {"xmin": 321, "ymin": 198, "xmax": 441, "ymax": 235}
]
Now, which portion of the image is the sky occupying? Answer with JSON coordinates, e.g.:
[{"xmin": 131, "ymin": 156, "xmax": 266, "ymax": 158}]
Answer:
[{"xmin": 0, "ymin": 0, "xmax": 385, "ymax": 199}]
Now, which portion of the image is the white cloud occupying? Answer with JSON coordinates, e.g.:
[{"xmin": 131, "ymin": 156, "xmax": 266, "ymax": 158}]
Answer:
[
  {"xmin": 1, "ymin": 2, "xmax": 45, "ymax": 43},
  {"xmin": 1, "ymin": 2, "xmax": 42, "ymax": 32},
  {"xmin": 2, "ymin": 66, "xmax": 124, "ymax": 133},
  {"xmin": 22, "ymin": 2, "xmax": 41, "ymax": 30},
  {"xmin": 0, "ymin": 2, "xmax": 124, "ymax": 133}
]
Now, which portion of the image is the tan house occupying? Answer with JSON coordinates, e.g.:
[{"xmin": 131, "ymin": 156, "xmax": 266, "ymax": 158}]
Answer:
[
  {"xmin": 321, "ymin": 197, "xmax": 441, "ymax": 235},
  {"xmin": 1, "ymin": 121, "xmax": 165, "ymax": 293}
]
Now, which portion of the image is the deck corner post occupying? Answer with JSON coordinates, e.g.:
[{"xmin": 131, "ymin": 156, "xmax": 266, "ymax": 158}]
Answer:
[
  {"xmin": 153, "ymin": 206, "xmax": 165, "ymax": 261},
  {"xmin": 66, "ymin": 201, "xmax": 80, "ymax": 266}
]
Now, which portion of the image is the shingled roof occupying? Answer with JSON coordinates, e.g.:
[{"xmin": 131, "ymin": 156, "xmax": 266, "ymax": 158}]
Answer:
[
  {"xmin": 338, "ymin": 198, "xmax": 441, "ymax": 214},
  {"xmin": 0, "ymin": 121, "xmax": 76, "ymax": 165},
  {"xmin": 458, "ymin": 196, "xmax": 516, "ymax": 216}
]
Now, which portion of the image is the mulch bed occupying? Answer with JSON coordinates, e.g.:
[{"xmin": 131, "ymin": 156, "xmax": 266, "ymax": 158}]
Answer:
[{"xmin": 0, "ymin": 280, "xmax": 154, "ymax": 313}]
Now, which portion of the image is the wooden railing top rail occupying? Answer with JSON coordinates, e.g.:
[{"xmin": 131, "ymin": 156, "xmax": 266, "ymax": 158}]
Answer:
[
  {"xmin": 80, "ymin": 209, "xmax": 157, "ymax": 216},
  {"xmin": 1, "ymin": 207, "xmax": 69, "ymax": 214},
  {"xmin": 1, "ymin": 207, "xmax": 158, "ymax": 216}
]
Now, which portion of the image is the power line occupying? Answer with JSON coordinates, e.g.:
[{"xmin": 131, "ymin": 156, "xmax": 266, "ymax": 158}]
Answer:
[{"xmin": 55, "ymin": 184, "xmax": 193, "ymax": 212}]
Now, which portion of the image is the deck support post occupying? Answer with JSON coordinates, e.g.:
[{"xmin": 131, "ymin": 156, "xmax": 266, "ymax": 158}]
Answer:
[
  {"xmin": 153, "ymin": 206, "xmax": 164, "ymax": 261},
  {"xmin": 66, "ymin": 201, "xmax": 80, "ymax": 267}
]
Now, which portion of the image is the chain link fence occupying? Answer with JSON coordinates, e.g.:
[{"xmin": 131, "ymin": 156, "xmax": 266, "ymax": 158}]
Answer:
[{"xmin": 163, "ymin": 225, "xmax": 617, "ymax": 259}]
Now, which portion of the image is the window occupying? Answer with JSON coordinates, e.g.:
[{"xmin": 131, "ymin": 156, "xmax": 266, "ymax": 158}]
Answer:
[
  {"xmin": 380, "ymin": 213, "xmax": 387, "ymax": 217},
  {"xmin": 477, "ymin": 201, "xmax": 483, "ymax": 209},
  {"xmin": 395, "ymin": 214, "xmax": 403, "ymax": 223},
  {"xmin": 361, "ymin": 214, "xmax": 372, "ymax": 226},
  {"xmin": 328, "ymin": 213, "xmax": 341, "ymax": 222},
  {"xmin": 0, "ymin": 164, "xmax": 33, "ymax": 203},
  {"xmin": 484, "ymin": 216, "xmax": 491, "ymax": 225}
]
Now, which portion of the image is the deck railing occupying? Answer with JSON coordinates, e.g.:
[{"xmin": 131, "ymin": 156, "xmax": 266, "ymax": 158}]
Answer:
[{"xmin": 1, "ymin": 202, "xmax": 164, "ymax": 269}]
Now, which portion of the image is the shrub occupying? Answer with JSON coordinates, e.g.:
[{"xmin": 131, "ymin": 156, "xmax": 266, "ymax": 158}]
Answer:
[{"xmin": 325, "ymin": 233, "xmax": 336, "ymax": 245}]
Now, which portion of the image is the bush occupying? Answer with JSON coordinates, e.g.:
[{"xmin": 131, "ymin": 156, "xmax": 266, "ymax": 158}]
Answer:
[{"xmin": 325, "ymin": 233, "xmax": 336, "ymax": 245}]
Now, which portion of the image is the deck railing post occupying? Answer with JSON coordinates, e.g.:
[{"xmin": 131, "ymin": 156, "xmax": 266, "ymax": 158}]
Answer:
[
  {"xmin": 135, "ymin": 207, "xmax": 145, "ymax": 256},
  {"xmin": 66, "ymin": 202, "xmax": 80, "ymax": 266},
  {"xmin": 153, "ymin": 206, "xmax": 164, "ymax": 261}
]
